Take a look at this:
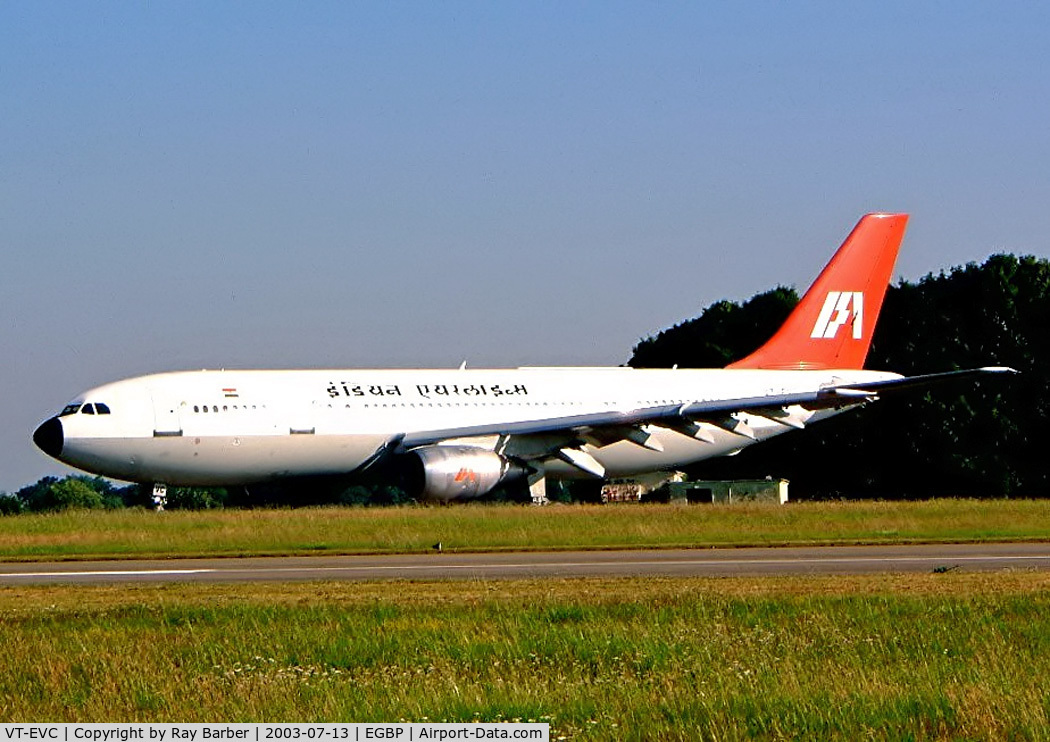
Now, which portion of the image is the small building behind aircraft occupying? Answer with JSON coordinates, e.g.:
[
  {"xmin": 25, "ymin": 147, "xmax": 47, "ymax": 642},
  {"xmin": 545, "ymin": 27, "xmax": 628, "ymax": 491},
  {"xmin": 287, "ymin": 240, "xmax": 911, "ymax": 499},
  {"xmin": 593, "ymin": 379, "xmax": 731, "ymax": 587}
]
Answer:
[
  {"xmin": 601, "ymin": 477, "xmax": 789, "ymax": 504},
  {"xmin": 667, "ymin": 478, "xmax": 789, "ymax": 505}
]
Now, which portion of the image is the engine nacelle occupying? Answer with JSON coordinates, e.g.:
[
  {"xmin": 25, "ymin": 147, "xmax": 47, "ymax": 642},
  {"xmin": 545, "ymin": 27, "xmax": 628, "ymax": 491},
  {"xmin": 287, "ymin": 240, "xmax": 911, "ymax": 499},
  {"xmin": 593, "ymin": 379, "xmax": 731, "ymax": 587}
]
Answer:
[{"xmin": 404, "ymin": 445, "xmax": 527, "ymax": 502}]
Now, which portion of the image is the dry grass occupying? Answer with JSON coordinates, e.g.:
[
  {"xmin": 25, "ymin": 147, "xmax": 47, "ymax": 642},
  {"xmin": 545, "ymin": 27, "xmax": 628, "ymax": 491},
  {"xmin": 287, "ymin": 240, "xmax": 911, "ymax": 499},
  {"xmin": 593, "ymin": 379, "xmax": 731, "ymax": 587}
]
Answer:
[{"xmin": 1, "ymin": 572, "xmax": 1050, "ymax": 739}]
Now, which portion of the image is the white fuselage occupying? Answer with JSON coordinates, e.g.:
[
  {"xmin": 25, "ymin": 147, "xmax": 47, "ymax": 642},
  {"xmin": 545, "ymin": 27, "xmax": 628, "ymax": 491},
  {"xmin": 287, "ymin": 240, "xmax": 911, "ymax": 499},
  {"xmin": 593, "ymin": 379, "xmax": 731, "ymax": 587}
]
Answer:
[
  {"xmin": 42, "ymin": 366, "xmax": 899, "ymax": 486},
  {"xmin": 34, "ymin": 214, "xmax": 919, "ymax": 493}
]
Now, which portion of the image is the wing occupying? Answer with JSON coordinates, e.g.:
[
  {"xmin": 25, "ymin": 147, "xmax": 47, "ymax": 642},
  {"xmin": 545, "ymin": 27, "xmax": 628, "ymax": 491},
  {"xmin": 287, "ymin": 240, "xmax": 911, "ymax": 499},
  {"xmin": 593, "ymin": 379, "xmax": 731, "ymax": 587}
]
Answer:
[{"xmin": 390, "ymin": 366, "xmax": 1016, "ymax": 476}]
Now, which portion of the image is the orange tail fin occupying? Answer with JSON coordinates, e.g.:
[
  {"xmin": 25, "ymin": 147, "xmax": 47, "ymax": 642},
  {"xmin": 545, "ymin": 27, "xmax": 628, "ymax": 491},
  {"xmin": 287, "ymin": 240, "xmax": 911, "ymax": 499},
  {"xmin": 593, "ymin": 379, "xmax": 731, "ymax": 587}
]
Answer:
[{"xmin": 727, "ymin": 213, "xmax": 908, "ymax": 370}]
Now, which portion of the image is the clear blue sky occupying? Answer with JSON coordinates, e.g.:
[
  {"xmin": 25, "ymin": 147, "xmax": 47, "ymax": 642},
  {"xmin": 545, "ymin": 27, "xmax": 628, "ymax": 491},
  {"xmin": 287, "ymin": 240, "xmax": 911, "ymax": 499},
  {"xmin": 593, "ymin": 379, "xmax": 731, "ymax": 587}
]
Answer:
[{"xmin": 3, "ymin": 2, "xmax": 1049, "ymax": 492}]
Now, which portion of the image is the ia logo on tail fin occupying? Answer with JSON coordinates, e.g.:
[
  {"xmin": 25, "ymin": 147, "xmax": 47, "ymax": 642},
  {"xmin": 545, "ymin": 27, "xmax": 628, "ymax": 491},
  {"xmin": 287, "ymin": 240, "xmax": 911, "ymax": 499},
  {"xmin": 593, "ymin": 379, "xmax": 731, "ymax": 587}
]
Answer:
[{"xmin": 810, "ymin": 291, "xmax": 864, "ymax": 340}]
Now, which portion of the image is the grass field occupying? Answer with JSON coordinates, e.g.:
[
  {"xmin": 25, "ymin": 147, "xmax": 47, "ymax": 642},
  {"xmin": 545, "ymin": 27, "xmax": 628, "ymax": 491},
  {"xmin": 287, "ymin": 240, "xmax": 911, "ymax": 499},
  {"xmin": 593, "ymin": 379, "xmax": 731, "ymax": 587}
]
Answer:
[
  {"xmin": 4, "ymin": 500, "xmax": 1050, "ymax": 737},
  {"xmin": 1, "ymin": 572, "xmax": 1049, "ymax": 739},
  {"xmin": 1, "ymin": 499, "xmax": 1049, "ymax": 561}
]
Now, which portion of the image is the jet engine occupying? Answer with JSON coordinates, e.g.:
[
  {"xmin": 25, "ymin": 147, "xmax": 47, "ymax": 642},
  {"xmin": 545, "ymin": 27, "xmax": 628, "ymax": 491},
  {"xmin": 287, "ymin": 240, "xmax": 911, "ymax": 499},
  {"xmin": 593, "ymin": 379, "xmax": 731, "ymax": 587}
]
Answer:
[{"xmin": 403, "ymin": 445, "xmax": 527, "ymax": 501}]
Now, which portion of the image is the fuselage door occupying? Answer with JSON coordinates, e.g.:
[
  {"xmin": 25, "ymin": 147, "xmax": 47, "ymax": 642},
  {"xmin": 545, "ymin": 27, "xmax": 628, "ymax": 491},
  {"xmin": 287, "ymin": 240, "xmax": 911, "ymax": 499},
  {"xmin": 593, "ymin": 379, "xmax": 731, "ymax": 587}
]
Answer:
[
  {"xmin": 288, "ymin": 399, "xmax": 317, "ymax": 436},
  {"xmin": 152, "ymin": 395, "xmax": 183, "ymax": 437}
]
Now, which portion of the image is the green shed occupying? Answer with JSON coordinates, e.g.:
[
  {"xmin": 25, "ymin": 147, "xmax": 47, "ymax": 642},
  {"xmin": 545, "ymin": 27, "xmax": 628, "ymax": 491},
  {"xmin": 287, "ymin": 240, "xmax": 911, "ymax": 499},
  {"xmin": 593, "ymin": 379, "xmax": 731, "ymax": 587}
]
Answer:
[{"xmin": 667, "ymin": 479, "xmax": 789, "ymax": 505}]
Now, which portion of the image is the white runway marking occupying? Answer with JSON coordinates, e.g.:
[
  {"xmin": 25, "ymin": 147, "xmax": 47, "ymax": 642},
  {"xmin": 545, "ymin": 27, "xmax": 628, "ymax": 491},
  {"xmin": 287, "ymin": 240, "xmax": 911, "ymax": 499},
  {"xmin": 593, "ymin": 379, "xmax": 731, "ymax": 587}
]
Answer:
[
  {"xmin": 2, "ymin": 551, "xmax": 1050, "ymax": 581},
  {"xmin": 3, "ymin": 545, "xmax": 1050, "ymax": 584},
  {"xmin": 0, "ymin": 569, "xmax": 215, "ymax": 578},
  {"xmin": 215, "ymin": 554, "xmax": 1050, "ymax": 574}
]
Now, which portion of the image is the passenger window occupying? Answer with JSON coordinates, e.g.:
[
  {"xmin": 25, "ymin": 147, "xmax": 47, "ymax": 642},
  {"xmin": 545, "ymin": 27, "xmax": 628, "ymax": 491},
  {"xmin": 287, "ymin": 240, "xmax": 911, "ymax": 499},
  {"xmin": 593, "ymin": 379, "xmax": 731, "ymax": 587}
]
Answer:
[
  {"xmin": 96, "ymin": 403, "xmax": 111, "ymax": 415},
  {"xmin": 81, "ymin": 404, "xmax": 95, "ymax": 415}
]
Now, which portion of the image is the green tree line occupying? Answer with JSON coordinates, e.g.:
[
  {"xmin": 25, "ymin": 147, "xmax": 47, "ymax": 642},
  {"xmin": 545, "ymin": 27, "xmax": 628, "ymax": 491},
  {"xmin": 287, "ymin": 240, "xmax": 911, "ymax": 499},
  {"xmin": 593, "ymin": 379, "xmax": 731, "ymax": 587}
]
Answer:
[
  {"xmin": 630, "ymin": 254, "xmax": 1049, "ymax": 498},
  {"xmin": 0, "ymin": 476, "xmax": 422, "ymax": 514}
]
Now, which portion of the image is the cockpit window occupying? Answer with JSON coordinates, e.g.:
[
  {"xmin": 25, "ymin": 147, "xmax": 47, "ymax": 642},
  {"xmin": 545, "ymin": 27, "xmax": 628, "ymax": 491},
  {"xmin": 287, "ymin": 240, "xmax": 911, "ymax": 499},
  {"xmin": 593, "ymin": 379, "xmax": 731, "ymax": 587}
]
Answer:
[
  {"xmin": 95, "ymin": 403, "xmax": 111, "ymax": 415},
  {"xmin": 59, "ymin": 404, "xmax": 82, "ymax": 417},
  {"xmin": 81, "ymin": 404, "xmax": 95, "ymax": 415}
]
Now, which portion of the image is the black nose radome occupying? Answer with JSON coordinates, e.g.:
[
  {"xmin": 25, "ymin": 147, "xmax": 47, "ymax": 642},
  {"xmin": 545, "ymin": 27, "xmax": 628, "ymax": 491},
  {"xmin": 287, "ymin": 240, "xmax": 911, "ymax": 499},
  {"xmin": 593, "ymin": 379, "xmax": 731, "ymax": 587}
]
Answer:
[{"xmin": 33, "ymin": 417, "xmax": 64, "ymax": 459}]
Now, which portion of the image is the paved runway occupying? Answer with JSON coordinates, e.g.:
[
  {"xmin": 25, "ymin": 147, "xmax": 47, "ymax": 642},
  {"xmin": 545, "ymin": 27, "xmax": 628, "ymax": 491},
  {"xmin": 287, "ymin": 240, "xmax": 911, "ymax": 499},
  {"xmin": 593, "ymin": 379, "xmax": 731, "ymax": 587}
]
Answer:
[{"xmin": 2, "ymin": 542, "xmax": 1050, "ymax": 584}]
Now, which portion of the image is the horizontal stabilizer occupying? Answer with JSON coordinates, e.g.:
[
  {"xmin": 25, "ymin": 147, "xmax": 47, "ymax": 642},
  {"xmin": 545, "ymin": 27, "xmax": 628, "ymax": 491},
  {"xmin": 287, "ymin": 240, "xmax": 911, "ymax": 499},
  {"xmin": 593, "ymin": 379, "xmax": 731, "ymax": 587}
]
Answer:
[{"xmin": 834, "ymin": 366, "xmax": 1018, "ymax": 395}]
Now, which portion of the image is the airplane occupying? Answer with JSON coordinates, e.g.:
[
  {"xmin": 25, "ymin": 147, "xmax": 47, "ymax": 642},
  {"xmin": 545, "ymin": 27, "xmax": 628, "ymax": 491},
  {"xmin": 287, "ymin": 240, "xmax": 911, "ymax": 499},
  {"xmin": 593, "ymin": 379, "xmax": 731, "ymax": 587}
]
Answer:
[{"xmin": 32, "ymin": 213, "xmax": 1013, "ymax": 503}]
